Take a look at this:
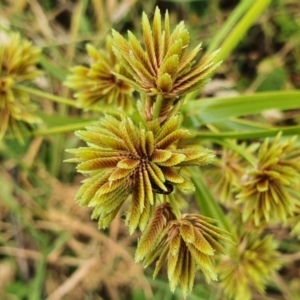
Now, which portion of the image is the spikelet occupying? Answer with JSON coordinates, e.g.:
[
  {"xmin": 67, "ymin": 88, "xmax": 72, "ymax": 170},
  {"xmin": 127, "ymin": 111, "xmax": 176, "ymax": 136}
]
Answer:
[{"xmin": 0, "ymin": 33, "xmax": 42, "ymax": 141}]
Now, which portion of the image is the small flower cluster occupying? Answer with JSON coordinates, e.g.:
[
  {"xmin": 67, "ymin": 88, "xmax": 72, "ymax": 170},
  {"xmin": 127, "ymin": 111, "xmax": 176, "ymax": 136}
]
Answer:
[
  {"xmin": 135, "ymin": 204, "xmax": 232, "ymax": 298},
  {"xmin": 218, "ymin": 225, "xmax": 281, "ymax": 300},
  {"xmin": 65, "ymin": 38, "xmax": 133, "ymax": 110},
  {"xmin": 236, "ymin": 134, "xmax": 300, "ymax": 225},
  {"xmin": 204, "ymin": 134, "xmax": 300, "ymax": 299},
  {"xmin": 66, "ymin": 7, "xmax": 232, "ymax": 298},
  {"xmin": 111, "ymin": 8, "xmax": 220, "ymax": 122},
  {"xmin": 67, "ymin": 114, "xmax": 214, "ymax": 234},
  {"xmin": 0, "ymin": 33, "xmax": 41, "ymax": 140}
]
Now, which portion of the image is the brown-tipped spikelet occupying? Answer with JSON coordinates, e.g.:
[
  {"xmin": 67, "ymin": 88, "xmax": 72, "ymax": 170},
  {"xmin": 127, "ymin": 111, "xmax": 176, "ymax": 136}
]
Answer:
[
  {"xmin": 136, "ymin": 213, "xmax": 233, "ymax": 298},
  {"xmin": 111, "ymin": 7, "xmax": 220, "ymax": 120},
  {"xmin": 236, "ymin": 133, "xmax": 300, "ymax": 226},
  {"xmin": 0, "ymin": 33, "xmax": 42, "ymax": 140},
  {"xmin": 218, "ymin": 230, "xmax": 281, "ymax": 300},
  {"xmin": 65, "ymin": 37, "xmax": 133, "ymax": 109},
  {"xmin": 66, "ymin": 114, "xmax": 214, "ymax": 234}
]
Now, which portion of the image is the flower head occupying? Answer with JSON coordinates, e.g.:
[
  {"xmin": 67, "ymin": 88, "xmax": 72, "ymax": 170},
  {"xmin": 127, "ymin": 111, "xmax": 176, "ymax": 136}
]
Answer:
[
  {"xmin": 111, "ymin": 7, "xmax": 220, "ymax": 120},
  {"xmin": 236, "ymin": 134, "xmax": 300, "ymax": 225},
  {"xmin": 0, "ymin": 33, "xmax": 41, "ymax": 140},
  {"xmin": 218, "ymin": 230, "xmax": 281, "ymax": 300},
  {"xmin": 66, "ymin": 114, "xmax": 214, "ymax": 234},
  {"xmin": 65, "ymin": 37, "xmax": 133, "ymax": 109},
  {"xmin": 135, "ymin": 208, "xmax": 233, "ymax": 298}
]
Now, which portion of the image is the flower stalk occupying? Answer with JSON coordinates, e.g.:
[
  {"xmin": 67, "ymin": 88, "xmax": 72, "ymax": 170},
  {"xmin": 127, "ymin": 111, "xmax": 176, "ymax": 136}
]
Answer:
[
  {"xmin": 0, "ymin": 33, "xmax": 42, "ymax": 141},
  {"xmin": 14, "ymin": 85, "xmax": 119, "ymax": 115}
]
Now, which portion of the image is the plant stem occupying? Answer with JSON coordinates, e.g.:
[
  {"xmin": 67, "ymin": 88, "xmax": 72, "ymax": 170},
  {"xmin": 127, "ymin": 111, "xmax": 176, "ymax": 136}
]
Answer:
[
  {"xmin": 32, "ymin": 121, "xmax": 95, "ymax": 136},
  {"xmin": 169, "ymin": 194, "xmax": 181, "ymax": 220},
  {"xmin": 190, "ymin": 168, "xmax": 232, "ymax": 234},
  {"xmin": 203, "ymin": 124, "xmax": 257, "ymax": 166},
  {"xmin": 193, "ymin": 126, "xmax": 300, "ymax": 140},
  {"xmin": 185, "ymin": 0, "xmax": 271, "ymax": 102},
  {"xmin": 153, "ymin": 94, "xmax": 163, "ymax": 120},
  {"xmin": 15, "ymin": 85, "xmax": 77, "ymax": 106},
  {"xmin": 14, "ymin": 85, "xmax": 118, "ymax": 115},
  {"xmin": 211, "ymin": 138, "xmax": 256, "ymax": 166},
  {"xmin": 215, "ymin": 0, "xmax": 272, "ymax": 62},
  {"xmin": 205, "ymin": 0, "xmax": 254, "ymax": 55}
]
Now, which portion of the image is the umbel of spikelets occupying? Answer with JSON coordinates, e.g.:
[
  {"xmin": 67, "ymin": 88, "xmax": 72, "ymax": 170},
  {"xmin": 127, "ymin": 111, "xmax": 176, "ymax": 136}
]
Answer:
[
  {"xmin": 66, "ymin": 114, "xmax": 214, "ymax": 234},
  {"xmin": 236, "ymin": 133, "xmax": 300, "ymax": 226},
  {"xmin": 135, "ymin": 204, "xmax": 233, "ymax": 299},
  {"xmin": 111, "ymin": 7, "xmax": 220, "ymax": 121},
  {"xmin": 65, "ymin": 37, "xmax": 133, "ymax": 110},
  {"xmin": 218, "ymin": 229, "xmax": 281, "ymax": 300},
  {"xmin": 0, "ymin": 33, "xmax": 41, "ymax": 140}
]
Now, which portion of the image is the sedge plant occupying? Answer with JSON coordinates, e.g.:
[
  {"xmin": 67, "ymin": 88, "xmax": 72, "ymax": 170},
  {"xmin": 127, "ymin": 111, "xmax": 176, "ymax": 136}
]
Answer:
[{"xmin": 1, "ymin": 2, "xmax": 300, "ymax": 300}]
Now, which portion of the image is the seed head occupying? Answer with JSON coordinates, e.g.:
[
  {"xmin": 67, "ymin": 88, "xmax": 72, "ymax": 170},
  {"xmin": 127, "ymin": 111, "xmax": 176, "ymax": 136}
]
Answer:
[
  {"xmin": 218, "ymin": 230, "xmax": 281, "ymax": 300},
  {"xmin": 236, "ymin": 134, "xmax": 300, "ymax": 225},
  {"xmin": 136, "ymin": 210, "xmax": 233, "ymax": 298},
  {"xmin": 111, "ymin": 7, "xmax": 220, "ymax": 120},
  {"xmin": 66, "ymin": 114, "xmax": 214, "ymax": 234},
  {"xmin": 0, "ymin": 33, "xmax": 42, "ymax": 140},
  {"xmin": 65, "ymin": 37, "xmax": 133, "ymax": 109}
]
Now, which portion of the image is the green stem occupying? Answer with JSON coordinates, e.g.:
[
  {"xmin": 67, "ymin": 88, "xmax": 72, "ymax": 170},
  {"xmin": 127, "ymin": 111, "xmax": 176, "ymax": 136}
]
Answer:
[
  {"xmin": 14, "ymin": 85, "xmax": 118, "ymax": 115},
  {"xmin": 190, "ymin": 168, "xmax": 232, "ymax": 234},
  {"xmin": 206, "ymin": 0, "xmax": 254, "ymax": 55},
  {"xmin": 15, "ymin": 85, "xmax": 77, "ymax": 106},
  {"xmin": 153, "ymin": 94, "xmax": 163, "ymax": 120},
  {"xmin": 211, "ymin": 138, "xmax": 256, "ymax": 166},
  {"xmin": 202, "ymin": 124, "xmax": 256, "ymax": 166},
  {"xmin": 32, "ymin": 121, "xmax": 95, "ymax": 136},
  {"xmin": 215, "ymin": 0, "xmax": 272, "ymax": 62},
  {"xmin": 193, "ymin": 126, "xmax": 300, "ymax": 140},
  {"xmin": 184, "ymin": 0, "xmax": 271, "ymax": 103},
  {"xmin": 169, "ymin": 194, "xmax": 181, "ymax": 220},
  {"xmin": 5, "ymin": 122, "xmax": 94, "ymax": 140}
]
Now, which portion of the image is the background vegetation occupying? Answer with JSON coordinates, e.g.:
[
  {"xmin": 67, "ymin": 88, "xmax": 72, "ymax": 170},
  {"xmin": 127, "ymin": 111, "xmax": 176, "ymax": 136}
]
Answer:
[{"xmin": 1, "ymin": 0, "xmax": 300, "ymax": 299}]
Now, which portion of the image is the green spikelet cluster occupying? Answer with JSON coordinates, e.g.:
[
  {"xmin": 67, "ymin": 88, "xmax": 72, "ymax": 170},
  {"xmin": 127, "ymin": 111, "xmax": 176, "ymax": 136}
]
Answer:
[
  {"xmin": 218, "ymin": 228, "xmax": 281, "ymax": 300},
  {"xmin": 111, "ymin": 7, "xmax": 220, "ymax": 121},
  {"xmin": 65, "ymin": 37, "xmax": 133, "ymax": 110},
  {"xmin": 66, "ymin": 114, "xmax": 214, "ymax": 234},
  {"xmin": 236, "ymin": 133, "xmax": 300, "ymax": 225},
  {"xmin": 135, "ymin": 206, "xmax": 232, "ymax": 298},
  {"xmin": 0, "ymin": 33, "xmax": 42, "ymax": 140}
]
